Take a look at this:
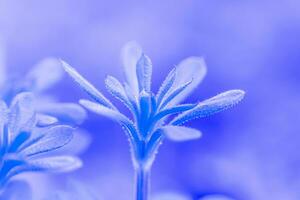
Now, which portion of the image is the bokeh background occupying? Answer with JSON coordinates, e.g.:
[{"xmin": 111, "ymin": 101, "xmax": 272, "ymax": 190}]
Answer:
[{"xmin": 0, "ymin": 0, "xmax": 300, "ymax": 199}]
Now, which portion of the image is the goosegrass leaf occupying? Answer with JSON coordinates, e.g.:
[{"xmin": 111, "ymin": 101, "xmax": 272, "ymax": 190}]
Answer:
[{"xmin": 172, "ymin": 90, "xmax": 245, "ymax": 125}]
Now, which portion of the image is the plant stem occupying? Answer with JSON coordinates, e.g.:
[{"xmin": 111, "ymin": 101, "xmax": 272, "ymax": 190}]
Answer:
[{"xmin": 135, "ymin": 165, "xmax": 150, "ymax": 200}]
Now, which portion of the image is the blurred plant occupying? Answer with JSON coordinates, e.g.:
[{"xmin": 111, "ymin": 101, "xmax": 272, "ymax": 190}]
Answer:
[
  {"xmin": 0, "ymin": 40, "xmax": 86, "ymax": 125},
  {"xmin": 0, "ymin": 39, "xmax": 90, "ymax": 155},
  {"xmin": 0, "ymin": 92, "xmax": 82, "ymax": 198},
  {"xmin": 62, "ymin": 41, "xmax": 245, "ymax": 200}
]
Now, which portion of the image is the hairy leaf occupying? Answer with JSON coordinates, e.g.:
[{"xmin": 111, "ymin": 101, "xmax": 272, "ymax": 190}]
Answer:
[
  {"xmin": 156, "ymin": 68, "xmax": 176, "ymax": 106},
  {"xmin": 172, "ymin": 90, "xmax": 245, "ymax": 125},
  {"xmin": 105, "ymin": 75, "xmax": 133, "ymax": 111},
  {"xmin": 160, "ymin": 80, "xmax": 193, "ymax": 109},
  {"xmin": 80, "ymin": 99, "xmax": 129, "ymax": 124},
  {"xmin": 80, "ymin": 99, "xmax": 139, "ymax": 142},
  {"xmin": 136, "ymin": 54, "xmax": 152, "ymax": 92},
  {"xmin": 61, "ymin": 61, "xmax": 115, "ymax": 109},
  {"xmin": 153, "ymin": 104, "xmax": 196, "ymax": 124},
  {"xmin": 168, "ymin": 57, "xmax": 207, "ymax": 106}
]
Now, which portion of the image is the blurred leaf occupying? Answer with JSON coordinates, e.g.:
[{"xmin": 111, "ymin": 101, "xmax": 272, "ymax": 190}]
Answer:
[
  {"xmin": 199, "ymin": 195, "xmax": 235, "ymax": 200},
  {"xmin": 8, "ymin": 93, "xmax": 35, "ymax": 140},
  {"xmin": 9, "ymin": 156, "xmax": 82, "ymax": 177},
  {"xmin": 160, "ymin": 125, "xmax": 202, "ymax": 141},
  {"xmin": 58, "ymin": 129, "xmax": 91, "ymax": 155},
  {"xmin": 37, "ymin": 102, "xmax": 87, "ymax": 125},
  {"xmin": 26, "ymin": 58, "xmax": 63, "ymax": 92},
  {"xmin": 22, "ymin": 125, "xmax": 73, "ymax": 156},
  {"xmin": 36, "ymin": 114, "xmax": 58, "ymax": 127},
  {"xmin": 121, "ymin": 41, "xmax": 143, "ymax": 97}
]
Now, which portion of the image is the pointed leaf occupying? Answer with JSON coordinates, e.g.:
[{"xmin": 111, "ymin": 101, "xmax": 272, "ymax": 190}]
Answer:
[
  {"xmin": 22, "ymin": 125, "xmax": 73, "ymax": 156},
  {"xmin": 26, "ymin": 58, "xmax": 63, "ymax": 92},
  {"xmin": 153, "ymin": 104, "xmax": 196, "ymax": 124},
  {"xmin": 172, "ymin": 90, "xmax": 245, "ymax": 125},
  {"xmin": 61, "ymin": 61, "xmax": 115, "ymax": 109},
  {"xmin": 37, "ymin": 102, "xmax": 87, "ymax": 125},
  {"xmin": 136, "ymin": 54, "xmax": 152, "ymax": 92},
  {"xmin": 168, "ymin": 57, "xmax": 207, "ymax": 106},
  {"xmin": 80, "ymin": 99, "xmax": 139, "ymax": 142},
  {"xmin": 80, "ymin": 99, "xmax": 129, "ymax": 124},
  {"xmin": 156, "ymin": 68, "xmax": 176, "ymax": 106},
  {"xmin": 160, "ymin": 126, "xmax": 202, "ymax": 141},
  {"xmin": 121, "ymin": 41, "xmax": 143, "ymax": 97},
  {"xmin": 105, "ymin": 75, "xmax": 133, "ymax": 111},
  {"xmin": 160, "ymin": 80, "xmax": 193, "ymax": 109}
]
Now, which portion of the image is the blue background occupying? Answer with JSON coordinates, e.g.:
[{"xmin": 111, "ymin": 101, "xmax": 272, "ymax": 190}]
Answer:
[{"xmin": 0, "ymin": 0, "xmax": 299, "ymax": 199}]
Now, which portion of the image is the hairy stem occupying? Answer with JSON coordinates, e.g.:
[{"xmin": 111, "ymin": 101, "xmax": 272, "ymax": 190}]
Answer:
[{"xmin": 135, "ymin": 165, "xmax": 150, "ymax": 200}]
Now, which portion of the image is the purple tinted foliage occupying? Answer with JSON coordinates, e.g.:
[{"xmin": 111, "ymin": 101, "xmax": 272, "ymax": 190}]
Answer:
[{"xmin": 0, "ymin": 0, "xmax": 299, "ymax": 199}]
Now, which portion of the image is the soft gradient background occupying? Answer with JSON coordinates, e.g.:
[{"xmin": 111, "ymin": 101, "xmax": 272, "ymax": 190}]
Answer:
[{"xmin": 0, "ymin": 0, "xmax": 299, "ymax": 199}]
